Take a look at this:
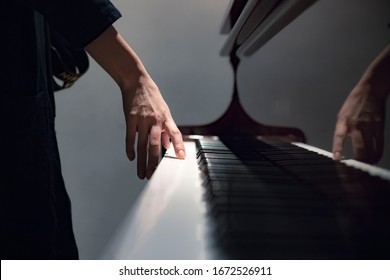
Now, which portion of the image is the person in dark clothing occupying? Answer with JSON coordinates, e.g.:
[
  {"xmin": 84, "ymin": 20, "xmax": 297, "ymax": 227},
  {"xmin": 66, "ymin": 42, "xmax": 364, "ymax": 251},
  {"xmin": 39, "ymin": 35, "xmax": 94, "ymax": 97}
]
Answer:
[{"xmin": 0, "ymin": 0, "xmax": 186, "ymax": 259}]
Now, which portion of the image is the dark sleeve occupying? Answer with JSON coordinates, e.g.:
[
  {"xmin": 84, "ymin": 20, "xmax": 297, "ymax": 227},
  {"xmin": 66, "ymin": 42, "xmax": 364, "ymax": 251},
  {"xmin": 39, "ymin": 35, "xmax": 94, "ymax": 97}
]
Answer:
[{"xmin": 21, "ymin": 0, "xmax": 122, "ymax": 48}]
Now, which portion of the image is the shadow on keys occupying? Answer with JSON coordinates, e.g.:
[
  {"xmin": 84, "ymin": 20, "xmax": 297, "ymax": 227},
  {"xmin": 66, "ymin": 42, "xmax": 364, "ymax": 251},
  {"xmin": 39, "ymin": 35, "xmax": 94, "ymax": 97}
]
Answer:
[{"xmin": 196, "ymin": 137, "xmax": 390, "ymax": 259}]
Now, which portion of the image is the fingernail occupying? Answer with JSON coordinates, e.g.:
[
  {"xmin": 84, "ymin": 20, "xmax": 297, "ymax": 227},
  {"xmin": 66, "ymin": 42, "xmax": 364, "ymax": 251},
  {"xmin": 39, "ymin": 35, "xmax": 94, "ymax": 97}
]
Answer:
[
  {"xmin": 127, "ymin": 151, "xmax": 135, "ymax": 161},
  {"xmin": 138, "ymin": 170, "xmax": 145, "ymax": 179},
  {"xmin": 334, "ymin": 152, "xmax": 342, "ymax": 161},
  {"xmin": 146, "ymin": 170, "xmax": 154, "ymax": 180},
  {"xmin": 178, "ymin": 150, "xmax": 186, "ymax": 159}
]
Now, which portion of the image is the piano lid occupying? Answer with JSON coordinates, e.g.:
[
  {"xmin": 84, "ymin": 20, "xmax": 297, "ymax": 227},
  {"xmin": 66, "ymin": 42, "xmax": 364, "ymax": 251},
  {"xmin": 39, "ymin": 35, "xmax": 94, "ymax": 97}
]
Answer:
[
  {"xmin": 179, "ymin": 0, "xmax": 312, "ymax": 141},
  {"xmin": 220, "ymin": 0, "xmax": 317, "ymax": 56},
  {"xmin": 220, "ymin": 0, "xmax": 249, "ymax": 34}
]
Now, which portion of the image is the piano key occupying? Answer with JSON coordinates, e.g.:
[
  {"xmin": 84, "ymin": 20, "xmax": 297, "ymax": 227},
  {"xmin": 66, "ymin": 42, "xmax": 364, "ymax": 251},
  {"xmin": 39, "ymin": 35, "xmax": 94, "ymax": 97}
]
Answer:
[{"xmin": 103, "ymin": 138, "xmax": 390, "ymax": 260}]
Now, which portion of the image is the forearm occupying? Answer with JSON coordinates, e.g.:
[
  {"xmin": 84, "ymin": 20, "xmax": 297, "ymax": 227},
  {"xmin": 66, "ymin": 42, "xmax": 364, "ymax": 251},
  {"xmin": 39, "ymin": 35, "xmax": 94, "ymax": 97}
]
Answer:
[
  {"xmin": 357, "ymin": 44, "xmax": 390, "ymax": 100},
  {"xmin": 84, "ymin": 24, "xmax": 185, "ymax": 178},
  {"xmin": 84, "ymin": 25, "xmax": 149, "ymax": 91}
]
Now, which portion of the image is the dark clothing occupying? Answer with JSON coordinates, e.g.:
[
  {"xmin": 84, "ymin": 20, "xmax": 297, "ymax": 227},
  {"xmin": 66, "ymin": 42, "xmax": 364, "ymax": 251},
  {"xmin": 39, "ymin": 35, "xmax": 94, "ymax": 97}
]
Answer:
[{"xmin": 0, "ymin": 1, "xmax": 121, "ymax": 259}]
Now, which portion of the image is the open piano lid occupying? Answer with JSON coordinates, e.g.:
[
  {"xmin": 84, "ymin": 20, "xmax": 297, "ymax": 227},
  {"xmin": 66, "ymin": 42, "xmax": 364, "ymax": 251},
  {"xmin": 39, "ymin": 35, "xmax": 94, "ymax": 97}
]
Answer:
[
  {"xmin": 221, "ymin": 0, "xmax": 317, "ymax": 56},
  {"xmin": 179, "ymin": 0, "xmax": 317, "ymax": 141}
]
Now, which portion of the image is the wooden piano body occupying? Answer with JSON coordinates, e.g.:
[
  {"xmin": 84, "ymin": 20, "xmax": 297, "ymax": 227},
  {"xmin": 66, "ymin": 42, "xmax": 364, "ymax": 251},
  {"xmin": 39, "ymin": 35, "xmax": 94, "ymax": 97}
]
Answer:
[{"xmin": 102, "ymin": 0, "xmax": 390, "ymax": 259}]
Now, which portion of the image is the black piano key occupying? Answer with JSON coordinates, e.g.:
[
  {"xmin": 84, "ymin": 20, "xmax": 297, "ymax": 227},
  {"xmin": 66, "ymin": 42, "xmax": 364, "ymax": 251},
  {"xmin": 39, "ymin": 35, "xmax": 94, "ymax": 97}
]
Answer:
[{"xmin": 195, "ymin": 137, "xmax": 390, "ymax": 259}]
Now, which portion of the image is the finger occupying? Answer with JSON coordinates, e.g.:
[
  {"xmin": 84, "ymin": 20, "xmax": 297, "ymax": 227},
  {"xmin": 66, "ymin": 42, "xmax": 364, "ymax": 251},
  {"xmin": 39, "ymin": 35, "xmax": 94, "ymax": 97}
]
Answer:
[
  {"xmin": 137, "ymin": 121, "xmax": 149, "ymax": 179},
  {"xmin": 332, "ymin": 121, "xmax": 348, "ymax": 161},
  {"xmin": 350, "ymin": 129, "xmax": 366, "ymax": 162},
  {"xmin": 125, "ymin": 115, "xmax": 138, "ymax": 161},
  {"xmin": 372, "ymin": 121, "xmax": 385, "ymax": 164},
  {"xmin": 161, "ymin": 131, "xmax": 171, "ymax": 150},
  {"xmin": 359, "ymin": 123, "xmax": 375, "ymax": 164},
  {"xmin": 164, "ymin": 120, "xmax": 186, "ymax": 159},
  {"xmin": 146, "ymin": 125, "xmax": 162, "ymax": 179}
]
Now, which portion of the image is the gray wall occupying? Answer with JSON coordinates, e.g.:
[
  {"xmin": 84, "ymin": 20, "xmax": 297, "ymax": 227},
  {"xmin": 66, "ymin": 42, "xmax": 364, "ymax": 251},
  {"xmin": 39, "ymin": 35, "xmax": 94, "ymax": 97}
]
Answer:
[{"xmin": 54, "ymin": 0, "xmax": 390, "ymax": 259}]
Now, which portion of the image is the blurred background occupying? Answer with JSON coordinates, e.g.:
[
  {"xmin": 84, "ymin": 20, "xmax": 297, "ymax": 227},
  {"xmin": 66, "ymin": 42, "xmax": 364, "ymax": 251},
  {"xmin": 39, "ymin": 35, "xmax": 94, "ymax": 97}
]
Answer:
[{"xmin": 54, "ymin": 0, "xmax": 390, "ymax": 259}]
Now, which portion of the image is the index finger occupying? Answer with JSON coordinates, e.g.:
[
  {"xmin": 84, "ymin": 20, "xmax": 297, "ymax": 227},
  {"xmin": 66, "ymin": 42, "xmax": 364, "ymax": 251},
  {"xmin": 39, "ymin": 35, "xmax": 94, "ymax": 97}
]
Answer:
[
  {"xmin": 332, "ymin": 121, "xmax": 348, "ymax": 161},
  {"xmin": 163, "ymin": 119, "xmax": 186, "ymax": 159}
]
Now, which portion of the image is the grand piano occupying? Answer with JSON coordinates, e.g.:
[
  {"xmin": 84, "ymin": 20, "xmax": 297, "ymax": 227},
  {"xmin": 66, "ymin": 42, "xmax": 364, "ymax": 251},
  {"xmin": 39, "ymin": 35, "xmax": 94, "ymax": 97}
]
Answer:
[{"xmin": 103, "ymin": 0, "xmax": 390, "ymax": 259}]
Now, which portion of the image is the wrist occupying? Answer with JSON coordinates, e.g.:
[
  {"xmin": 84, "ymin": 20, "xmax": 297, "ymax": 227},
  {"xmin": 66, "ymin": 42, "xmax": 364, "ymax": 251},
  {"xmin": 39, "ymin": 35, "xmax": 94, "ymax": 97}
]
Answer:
[
  {"xmin": 118, "ymin": 70, "xmax": 154, "ymax": 95},
  {"xmin": 357, "ymin": 46, "xmax": 390, "ymax": 101},
  {"xmin": 356, "ymin": 76, "xmax": 389, "ymax": 102},
  {"xmin": 85, "ymin": 25, "xmax": 151, "ymax": 93}
]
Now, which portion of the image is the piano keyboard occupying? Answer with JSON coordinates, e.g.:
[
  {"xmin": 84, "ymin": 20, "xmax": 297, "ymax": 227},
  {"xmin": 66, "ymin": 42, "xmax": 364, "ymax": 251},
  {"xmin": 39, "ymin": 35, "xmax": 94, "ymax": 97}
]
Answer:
[
  {"xmin": 102, "ymin": 137, "xmax": 390, "ymax": 259},
  {"xmin": 196, "ymin": 137, "xmax": 390, "ymax": 259}
]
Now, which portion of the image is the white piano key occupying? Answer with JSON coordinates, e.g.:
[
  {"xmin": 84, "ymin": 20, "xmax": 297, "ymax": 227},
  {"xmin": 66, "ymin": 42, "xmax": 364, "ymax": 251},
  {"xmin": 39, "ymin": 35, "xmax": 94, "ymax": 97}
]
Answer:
[
  {"xmin": 102, "ymin": 141, "xmax": 218, "ymax": 259},
  {"xmin": 293, "ymin": 142, "xmax": 390, "ymax": 182}
]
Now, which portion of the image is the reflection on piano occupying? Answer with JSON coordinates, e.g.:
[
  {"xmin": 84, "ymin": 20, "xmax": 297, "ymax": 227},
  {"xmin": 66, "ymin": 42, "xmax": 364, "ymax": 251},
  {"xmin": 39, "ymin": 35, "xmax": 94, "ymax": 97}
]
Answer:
[{"xmin": 102, "ymin": 0, "xmax": 390, "ymax": 259}]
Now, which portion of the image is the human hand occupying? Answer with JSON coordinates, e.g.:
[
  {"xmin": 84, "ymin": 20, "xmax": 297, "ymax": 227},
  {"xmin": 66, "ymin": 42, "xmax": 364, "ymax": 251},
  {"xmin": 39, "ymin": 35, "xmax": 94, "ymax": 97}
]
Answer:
[
  {"xmin": 332, "ymin": 84, "xmax": 386, "ymax": 164},
  {"xmin": 84, "ymin": 26, "xmax": 185, "ymax": 179},
  {"xmin": 121, "ymin": 75, "xmax": 186, "ymax": 179}
]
